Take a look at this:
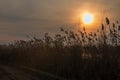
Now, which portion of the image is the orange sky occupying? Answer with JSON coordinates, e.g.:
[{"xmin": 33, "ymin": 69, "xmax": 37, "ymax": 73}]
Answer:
[{"xmin": 0, "ymin": 0, "xmax": 120, "ymax": 43}]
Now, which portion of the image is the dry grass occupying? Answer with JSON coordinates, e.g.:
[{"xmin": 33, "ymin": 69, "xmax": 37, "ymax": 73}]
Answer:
[{"xmin": 0, "ymin": 17, "xmax": 120, "ymax": 80}]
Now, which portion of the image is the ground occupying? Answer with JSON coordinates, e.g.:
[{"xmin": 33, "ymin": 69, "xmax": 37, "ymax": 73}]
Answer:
[{"xmin": 0, "ymin": 65, "xmax": 66, "ymax": 80}]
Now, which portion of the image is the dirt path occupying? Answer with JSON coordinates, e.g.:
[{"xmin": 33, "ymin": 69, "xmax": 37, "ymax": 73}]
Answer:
[{"xmin": 0, "ymin": 65, "xmax": 66, "ymax": 80}]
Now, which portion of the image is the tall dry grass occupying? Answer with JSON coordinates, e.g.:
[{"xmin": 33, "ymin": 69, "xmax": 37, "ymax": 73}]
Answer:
[{"xmin": 0, "ymin": 17, "xmax": 120, "ymax": 80}]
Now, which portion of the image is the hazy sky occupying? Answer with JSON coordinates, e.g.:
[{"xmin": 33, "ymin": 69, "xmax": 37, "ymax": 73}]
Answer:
[{"xmin": 0, "ymin": 0, "xmax": 120, "ymax": 43}]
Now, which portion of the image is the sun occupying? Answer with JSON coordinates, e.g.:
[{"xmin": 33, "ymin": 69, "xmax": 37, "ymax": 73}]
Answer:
[{"xmin": 82, "ymin": 12, "xmax": 94, "ymax": 25}]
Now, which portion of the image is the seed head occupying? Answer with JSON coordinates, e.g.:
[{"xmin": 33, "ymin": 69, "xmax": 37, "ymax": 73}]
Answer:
[
  {"xmin": 101, "ymin": 24, "xmax": 104, "ymax": 30},
  {"xmin": 106, "ymin": 17, "xmax": 110, "ymax": 25},
  {"xmin": 118, "ymin": 26, "xmax": 120, "ymax": 30}
]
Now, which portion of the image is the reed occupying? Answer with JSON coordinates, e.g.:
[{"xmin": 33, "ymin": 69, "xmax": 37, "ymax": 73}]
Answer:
[{"xmin": 0, "ymin": 17, "xmax": 120, "ymax": 80}]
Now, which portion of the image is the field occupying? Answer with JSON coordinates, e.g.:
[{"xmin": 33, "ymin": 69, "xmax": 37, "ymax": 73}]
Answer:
[{"xmin": 0, "ymin": 18, "xmax": 120, "ymax": 80}]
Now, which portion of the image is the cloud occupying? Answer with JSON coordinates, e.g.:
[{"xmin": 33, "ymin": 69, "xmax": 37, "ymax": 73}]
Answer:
[
  {"xmin": 0, "ymin": 0, "xmax": 36, "ymax": 21},
  {"xmin": 0, "ymin": 0, "xmax": 120, "ymax": 43}
]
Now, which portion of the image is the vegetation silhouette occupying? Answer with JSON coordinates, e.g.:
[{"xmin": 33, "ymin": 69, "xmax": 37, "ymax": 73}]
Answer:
[{"xmin": 0, "ymin": 17, "xmax": 120, "ymax": 80}]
